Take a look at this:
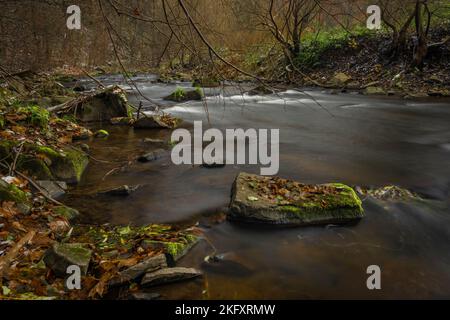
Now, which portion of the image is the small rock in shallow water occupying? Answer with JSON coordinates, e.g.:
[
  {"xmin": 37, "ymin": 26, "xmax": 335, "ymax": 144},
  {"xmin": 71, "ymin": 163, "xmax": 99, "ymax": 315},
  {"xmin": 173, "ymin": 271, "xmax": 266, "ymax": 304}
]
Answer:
[
  {"xmin": 98, "ymin": 185, "xmax": 140, "ymax": 196},
  {"xmin": 201, "ymin": 162, "xmax": 226, "ymax": 169},
  {"xmin": 141, "ymin": 267, "xmax": 202, "ymax": 287},
  {"xmin": 138, "ymin": 149, "xmax": 166, "ymax": 162}
]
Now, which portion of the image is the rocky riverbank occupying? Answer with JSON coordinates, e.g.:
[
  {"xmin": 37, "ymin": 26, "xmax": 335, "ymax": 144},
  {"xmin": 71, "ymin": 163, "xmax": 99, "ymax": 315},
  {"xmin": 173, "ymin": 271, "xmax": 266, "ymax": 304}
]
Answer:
[{"xmin": 0, "ymin": 73, "xmax": 199, "ymax": 300}]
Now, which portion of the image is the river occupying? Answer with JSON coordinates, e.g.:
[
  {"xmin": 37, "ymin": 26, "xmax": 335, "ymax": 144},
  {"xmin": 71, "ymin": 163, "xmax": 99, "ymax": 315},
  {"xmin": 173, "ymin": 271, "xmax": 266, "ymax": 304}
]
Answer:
[{"xmin": 65, "ymin": 75, "xmax": 450, "ymax": 299}]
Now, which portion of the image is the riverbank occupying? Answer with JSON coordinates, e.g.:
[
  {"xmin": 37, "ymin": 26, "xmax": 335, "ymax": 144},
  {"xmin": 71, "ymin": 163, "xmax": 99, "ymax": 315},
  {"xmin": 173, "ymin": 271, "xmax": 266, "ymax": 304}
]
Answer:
[{"xmin": 0, "ymin": 74, "xmax": 202, "ymax": 300}]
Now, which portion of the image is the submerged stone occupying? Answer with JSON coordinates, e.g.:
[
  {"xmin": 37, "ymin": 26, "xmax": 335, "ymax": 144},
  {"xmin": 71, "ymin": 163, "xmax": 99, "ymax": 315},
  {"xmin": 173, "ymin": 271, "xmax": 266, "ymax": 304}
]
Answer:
[
  {"xmin": 44, "ymin": 243, "xmax": 92, "ymax": 277},
  {"xmin": 229, "ymin": 173, "xmax": 364, "ymax": 226},
  {"xmin": 137, "ymin": 149, "xmax": 166, "ymax": 163}
]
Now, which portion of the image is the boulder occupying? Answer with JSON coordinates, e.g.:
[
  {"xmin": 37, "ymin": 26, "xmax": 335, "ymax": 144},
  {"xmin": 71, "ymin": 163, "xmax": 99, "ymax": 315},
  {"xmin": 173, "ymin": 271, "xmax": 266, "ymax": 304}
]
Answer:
[
  {"xmin": 43, "ymin": 243, "xmax": 92, "ymax": 277},
  {"xmin": 364, "ymin": 185, "xmax": 420, "ymax": 201},
  {"xmin": 94, "ymin": 130, "xmax": 109, "ymax": 138},
  {"xmin": 109, "ymin": 254, "xmax": 167, "ymax": 287},
  {"xmin": 57, "ymin": 86, "xmax": 129, "ymax": 122},
  {"xmin": 229, "ymin": 173, "xmax": 364, "ymax": 226},
  {"xmin": 141, "ymin": 267, "xmax": 202, "ymax": 287}
]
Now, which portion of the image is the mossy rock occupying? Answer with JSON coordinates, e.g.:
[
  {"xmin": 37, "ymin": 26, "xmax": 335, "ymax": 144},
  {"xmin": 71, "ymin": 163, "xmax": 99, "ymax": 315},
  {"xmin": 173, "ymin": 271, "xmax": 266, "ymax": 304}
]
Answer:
[
  {"xmin": 229, "ymin": 172, "xmax": 364, "ymax": 226},
  {"xmin": 52, "ymin": 206, "xmax": 80, "ymax": 222},
  {"xmin": 164, "ymin": 89, "xmax": 202, "ymax": 102},
  {"xmin": 0, "ymin": 180, "xmax": 29, "ymax": 204},
  {"xmin": 94, "ymin": 129, "xmax": 109, "ymax": 138},
  {"xmin": 44, "ymin": 243, "xmax": 92, "ymax": 277},
  {"xmin": 142, "ymin": 235, "xmax": 199, "ymax": 265},
  {"xmin": 365, "ymin": 86, "xmax": 386, "ymax": 95},
  {"xmin": 0, "ymin": 141, "xmax": 88, "ymax": 184}
]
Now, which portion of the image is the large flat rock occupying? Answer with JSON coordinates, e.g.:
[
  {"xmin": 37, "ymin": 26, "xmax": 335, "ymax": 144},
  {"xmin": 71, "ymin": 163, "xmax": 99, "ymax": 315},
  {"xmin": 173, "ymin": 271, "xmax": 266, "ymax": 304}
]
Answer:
[{"xmin": 229, "ymin": 173, "xmax": 364, "ymax": 226}]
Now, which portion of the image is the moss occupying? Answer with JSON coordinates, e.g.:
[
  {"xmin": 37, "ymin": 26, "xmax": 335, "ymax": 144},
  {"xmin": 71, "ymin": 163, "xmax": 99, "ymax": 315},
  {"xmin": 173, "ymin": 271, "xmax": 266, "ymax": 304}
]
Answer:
[
  {"xmin": 53, "ymin": 206, "xmax": 80, "ymax": 221},
  {"xmin": 94, "ymin": 129, "xmax": 109, "ymax": 138},
  {"xmin": 34, "ymin": 145, "xmax": 61, "ymax": 159},
  {"xmin": 0, "ymin": 180, "xmax": 29, "ymax": 203},
  {"xmin": 0, "ymin": 114, "xmax": 4, "ymax": 129},
  {"xmin": 16, "ymin": 156, "xmax": 53, "ymax": 180},
  {"xmin": 63, "ymin": 148, "xmax": 88, "ymax": 182},
  {"xmin": 277, "ymin": 183, "xmax": 363, "ymax": 219}
]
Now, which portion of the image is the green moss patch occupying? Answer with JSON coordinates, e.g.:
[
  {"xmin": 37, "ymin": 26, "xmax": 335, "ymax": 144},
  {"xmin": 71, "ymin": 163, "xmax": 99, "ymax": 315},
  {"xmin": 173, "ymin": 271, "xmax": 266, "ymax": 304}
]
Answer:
[{"xmin": 0, "ymin": 179, "xmax": 29, "ymax": 204}]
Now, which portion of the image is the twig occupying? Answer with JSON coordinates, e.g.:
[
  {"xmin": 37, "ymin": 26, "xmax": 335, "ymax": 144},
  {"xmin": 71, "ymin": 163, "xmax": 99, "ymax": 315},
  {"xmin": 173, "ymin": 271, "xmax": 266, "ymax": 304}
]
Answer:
[{"xmin": 82, "ymin": 69, "xmax": 106, "ymax": 89}]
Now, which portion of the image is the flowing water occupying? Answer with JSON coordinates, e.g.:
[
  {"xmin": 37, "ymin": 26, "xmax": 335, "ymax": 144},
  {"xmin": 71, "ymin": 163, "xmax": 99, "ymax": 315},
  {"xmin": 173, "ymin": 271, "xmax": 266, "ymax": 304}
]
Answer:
[{"xmin": 65, "ymin": 75, "xmax": 450, "ymax": 299}]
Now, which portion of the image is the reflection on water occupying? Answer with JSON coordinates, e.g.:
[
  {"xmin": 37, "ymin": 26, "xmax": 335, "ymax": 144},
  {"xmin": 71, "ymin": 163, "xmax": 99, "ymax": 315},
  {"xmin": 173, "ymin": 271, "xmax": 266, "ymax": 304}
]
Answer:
[{"xmin": 65, "ymin": 80, "xmax": 450, "ymax": 299}]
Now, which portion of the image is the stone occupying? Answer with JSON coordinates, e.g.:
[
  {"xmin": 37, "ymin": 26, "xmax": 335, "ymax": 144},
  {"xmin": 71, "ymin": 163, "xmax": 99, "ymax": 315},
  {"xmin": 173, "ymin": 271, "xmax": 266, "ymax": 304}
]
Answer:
[
  {"xmin": 133, "ymin": 115, "xmax": 180, "ymax": 129},
  {"xmin": 0, "ymin": 179, "xmax": 29, "ymax": 204},
  {"xmin": 137, "ymin": 149, "xmax": 166, "ymax": 163},
  {"xmin": 364, "ymin": 86, "xmax": 386, "ymax": 95},
  {"xmin": 332, "ymin": 72, "xmax": 352, "ymax": 85},
  {"xmin": 52, "ymin": 206, "xmax": 80, "ymax": 221},
  {"xmin": 141, "ymin": 267, "xmax": 202, "ymax": 287},
  {"xmin": 141, "ymin": 236, "xmax": 199, "ymax": 266},
  {"xmin": 247, "ymin": 85, "xmax": 274, "ymax": 96},
  {"xmin": 109, "ymin": 254, "xmax": 167, "ymax": 287},
  {"xmin": 98, "ymin": 185, "xmax": 140, "ymax": 196},
  {"xmin": 164, "ymin": 89, "xmax": 203, "ymax": 102},
  {"xmin": 228, "ymin": 172, "xmax": 364, "ymax": 226},
  {"xmin": 35, "ymin": 180, "xmax": 67, "ymax": 199},
  {"xmin": 64, "ymin": 86, "xmax": 129, "ymax": 122},
  {"xmin": 43, "ymin": 243, "xmax": 92, "ymax": 277},
  {"xmin": 94, "ymin": 130, "xmax": 109, "ymax": 138}
]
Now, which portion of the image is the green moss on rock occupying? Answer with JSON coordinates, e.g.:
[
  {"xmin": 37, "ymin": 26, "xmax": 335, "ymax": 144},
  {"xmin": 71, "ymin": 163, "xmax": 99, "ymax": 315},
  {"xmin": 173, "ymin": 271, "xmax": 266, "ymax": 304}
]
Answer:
[
  {"xmin": 229, "ymin": 173, "xmax": 365, "ymax": 226},
  {"xmin": 53, "ymin": 206, "xmax": 80, "ymax": 221},
  {"xmin": 0, "ymin": 180, "xmax": 29, "ymax": 203}
]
